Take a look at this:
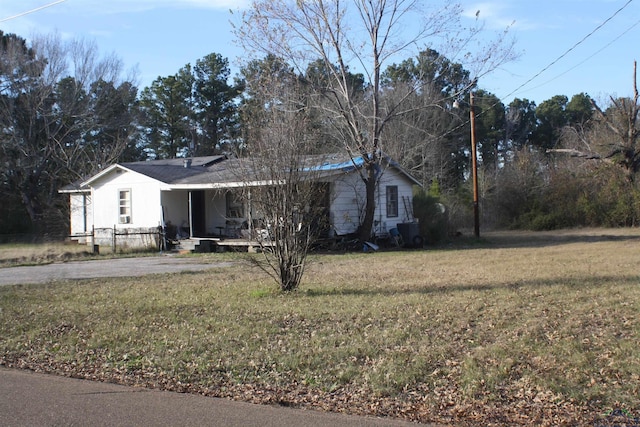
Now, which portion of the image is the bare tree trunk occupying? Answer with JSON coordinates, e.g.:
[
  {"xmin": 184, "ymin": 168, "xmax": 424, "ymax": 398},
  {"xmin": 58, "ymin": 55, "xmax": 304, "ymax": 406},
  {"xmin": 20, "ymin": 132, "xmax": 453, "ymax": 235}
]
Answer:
[
  {"xmin": 359, "ymin": 164, "xmax": 378, "ymax": 241},
  {"xmin": 237, "ymin": 0, "xmax": 515, "ymax": 240}
]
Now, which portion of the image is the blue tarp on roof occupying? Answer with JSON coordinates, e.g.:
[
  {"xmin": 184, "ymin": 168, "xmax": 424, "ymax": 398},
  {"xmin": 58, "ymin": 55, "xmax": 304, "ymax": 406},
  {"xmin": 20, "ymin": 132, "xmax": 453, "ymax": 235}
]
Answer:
[{"xmin": 306, "ymin": 156, "xmax": 365, "ymax": 172}]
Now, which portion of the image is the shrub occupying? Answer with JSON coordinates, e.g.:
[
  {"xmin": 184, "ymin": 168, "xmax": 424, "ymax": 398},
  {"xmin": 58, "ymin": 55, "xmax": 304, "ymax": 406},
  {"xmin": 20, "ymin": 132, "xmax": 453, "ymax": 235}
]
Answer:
[{"xmin": 413, "ymin": 188, "xmax": 448, "ymax": 244}]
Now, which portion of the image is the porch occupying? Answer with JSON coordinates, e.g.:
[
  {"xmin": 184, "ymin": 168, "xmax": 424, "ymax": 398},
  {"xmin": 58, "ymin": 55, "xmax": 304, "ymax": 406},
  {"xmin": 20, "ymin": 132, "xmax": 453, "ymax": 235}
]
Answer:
[
  {"xmin": 170, "ymin": 236, "xmax": 275, "ymax": 253},
  {"xmin": 161, "ymin": 185, "xmax": 332, "ymax": 244},
  {"xmin": 161, "ymin": 188, "xmax": 255, "ymax": 240}
]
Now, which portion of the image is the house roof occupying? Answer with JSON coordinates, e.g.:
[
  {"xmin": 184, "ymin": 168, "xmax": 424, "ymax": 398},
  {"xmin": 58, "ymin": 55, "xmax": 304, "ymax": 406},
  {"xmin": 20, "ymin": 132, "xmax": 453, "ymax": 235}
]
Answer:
[
  {"xmin": 67, "ymin": 152, "xmax": 421, "ymax": 191},
  {"xmin": 58, "ymin": 180, "xmax": 90, "ymax": 194},
  {"xmin": 303, "ymin": 153, "xmax": 422, "ymax": 186},
  {"xmin": 120, "ymin": 155, "xmax": 227, "ymax": 185}
]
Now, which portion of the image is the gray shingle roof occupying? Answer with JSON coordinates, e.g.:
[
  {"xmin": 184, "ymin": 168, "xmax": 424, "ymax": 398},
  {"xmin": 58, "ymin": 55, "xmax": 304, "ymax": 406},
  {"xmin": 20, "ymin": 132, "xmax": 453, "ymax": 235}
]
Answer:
[
  {"xmin": 121, "ymin": 156, "xmax": 227, "ymax": 184},
  {"xmin": 65, "ymin": 152, "xmax": 420, "ymax": 191},
  {"xmin": 120, "ymin": 154, "xmax": 357, "ymax": 186}
]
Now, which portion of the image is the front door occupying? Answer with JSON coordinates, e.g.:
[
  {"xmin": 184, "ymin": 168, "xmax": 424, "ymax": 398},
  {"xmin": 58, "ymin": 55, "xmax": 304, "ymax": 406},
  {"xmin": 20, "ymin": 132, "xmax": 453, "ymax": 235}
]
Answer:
[{"xmin": 191, "ymin": 190, "xmax": 206, "ymax": 237}]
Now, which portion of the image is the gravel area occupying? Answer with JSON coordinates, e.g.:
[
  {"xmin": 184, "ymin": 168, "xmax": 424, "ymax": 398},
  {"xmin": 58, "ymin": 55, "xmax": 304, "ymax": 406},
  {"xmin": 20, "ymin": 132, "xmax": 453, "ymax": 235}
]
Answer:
[{"xmin": 0, "ymin": 255, "xmax": 232, "ymax": 286}]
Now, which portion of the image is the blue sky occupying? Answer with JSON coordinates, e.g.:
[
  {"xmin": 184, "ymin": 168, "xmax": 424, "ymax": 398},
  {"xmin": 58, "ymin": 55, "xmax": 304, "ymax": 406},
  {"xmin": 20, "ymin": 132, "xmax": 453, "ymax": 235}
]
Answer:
[{"xmin": 0, "ymin": 0, "xmax": 638, "ymax": 105}]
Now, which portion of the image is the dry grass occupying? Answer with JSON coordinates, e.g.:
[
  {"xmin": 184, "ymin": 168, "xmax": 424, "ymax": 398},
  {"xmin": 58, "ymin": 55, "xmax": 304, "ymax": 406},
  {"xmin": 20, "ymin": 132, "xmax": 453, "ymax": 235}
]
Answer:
[
  {"xmin": 0, "ymin": 241, "xmax": 162, "ymax": 267},
  {"xmin": 0, "ymin": 242, "xmax": 93, "ymax": 266},
  {"xmin": 1, "ymin": 229, "xmax": 639, "ymax": 426}
]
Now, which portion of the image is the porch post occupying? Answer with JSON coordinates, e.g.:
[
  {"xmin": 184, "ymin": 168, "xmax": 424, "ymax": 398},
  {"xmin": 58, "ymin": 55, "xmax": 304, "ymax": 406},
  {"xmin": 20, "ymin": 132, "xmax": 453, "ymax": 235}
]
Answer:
[
  {"xmin": 188, "ymin": 191, "xmax": 193, "ymax": 238},
  {"xmin": 82, "ymin": 193, "xmax": 88, "ymax": 234},
  {"xmin": 247, "ymin": 188, "xmax": 253, "ymax": 239}
]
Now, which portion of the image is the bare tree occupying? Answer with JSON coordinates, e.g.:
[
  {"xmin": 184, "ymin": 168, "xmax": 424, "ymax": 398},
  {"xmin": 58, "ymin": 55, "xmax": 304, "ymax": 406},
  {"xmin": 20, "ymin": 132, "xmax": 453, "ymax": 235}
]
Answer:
[
  {"xmin": 236, "ymin": 0, "xmax": 515, "ymax": 240},
  {"xmin": 0, "ymin": 31, "xmax": 138, "ymax": 234},
  {"xmin": 550, "ymin": 62, "xmax": 640, "ymax": 183},
  {"xmin": 235, "ymin": 57, "xmax": 329, "ymax": 292},
  {"xmin": 590, "ymin": 63, "xmax": 640, "ymax": 182},
  {"xmin": 380, "ymin": 49, "xmax": 472, "ymax": 190}
]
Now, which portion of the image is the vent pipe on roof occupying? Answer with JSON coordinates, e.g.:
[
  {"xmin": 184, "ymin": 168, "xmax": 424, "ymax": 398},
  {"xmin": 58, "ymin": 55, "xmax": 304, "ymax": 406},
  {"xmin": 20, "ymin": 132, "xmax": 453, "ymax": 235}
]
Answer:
[{"xmin": 184, "ymin": 158, "xmax": 192, "ymax": 168}]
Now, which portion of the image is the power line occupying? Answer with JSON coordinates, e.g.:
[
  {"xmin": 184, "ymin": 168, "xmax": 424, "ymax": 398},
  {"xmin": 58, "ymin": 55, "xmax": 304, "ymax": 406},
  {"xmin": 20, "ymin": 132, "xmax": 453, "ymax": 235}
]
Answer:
[
  {"xmin": 501, "ymin": 0, "xmax": 635, "ymax": 101},
  {"xmin": 525, "ymin": 17, "xmax": 640, "ymax": 93},
  {"xmin": 0, "ymin": 0, "xmax": 67, "ymax": 23},
  {"xmin": 455, "ymin": 0, "xmax": 638, "ymax": 134},
  {"xmin": 437, "ymin": 0, "xmax": 638, "ymax": 141}
]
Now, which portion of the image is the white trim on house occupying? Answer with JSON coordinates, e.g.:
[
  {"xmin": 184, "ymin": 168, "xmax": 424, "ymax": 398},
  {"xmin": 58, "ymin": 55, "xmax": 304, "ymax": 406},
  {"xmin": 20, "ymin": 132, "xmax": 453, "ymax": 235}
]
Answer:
[
  {"xmin": 81, "ymin": 164, "xmax": 133, "ymax": 187},
  {"xmin": 164, "ymin": 180, "xmax": 281, "ymax": 190},
  {"xmin": 61, "ymin": 154, "xmax": 422, "ymax": 248}
]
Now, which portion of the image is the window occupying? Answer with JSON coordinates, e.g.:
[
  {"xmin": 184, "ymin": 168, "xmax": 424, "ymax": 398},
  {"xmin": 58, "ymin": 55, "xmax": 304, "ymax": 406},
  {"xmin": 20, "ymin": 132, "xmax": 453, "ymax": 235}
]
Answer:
[
  {"xmin": 386, "ymin": 186, "xmax": 398, "ymax": 218},
  {"xmin": 119, "ymin": 189, "xmax": 132, "ymax": 224},
  {"xmin": 226, "ymin": 191, "xmax": 244, "ymax": 218}
]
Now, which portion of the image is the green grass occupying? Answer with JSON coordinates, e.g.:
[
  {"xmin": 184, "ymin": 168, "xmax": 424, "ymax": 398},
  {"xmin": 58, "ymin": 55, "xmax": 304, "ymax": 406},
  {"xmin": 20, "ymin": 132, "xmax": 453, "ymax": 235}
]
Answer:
[{"xmin": 1, "ymin": 229, "xmax": 639, "ymax": 426}]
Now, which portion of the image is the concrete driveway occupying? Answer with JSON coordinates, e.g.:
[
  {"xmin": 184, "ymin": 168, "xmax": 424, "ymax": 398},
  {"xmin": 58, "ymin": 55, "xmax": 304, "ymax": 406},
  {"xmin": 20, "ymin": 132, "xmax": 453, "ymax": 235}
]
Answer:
[{"xmin": 0, "ymin": 255, "xmax": 232, "ymax": 286}]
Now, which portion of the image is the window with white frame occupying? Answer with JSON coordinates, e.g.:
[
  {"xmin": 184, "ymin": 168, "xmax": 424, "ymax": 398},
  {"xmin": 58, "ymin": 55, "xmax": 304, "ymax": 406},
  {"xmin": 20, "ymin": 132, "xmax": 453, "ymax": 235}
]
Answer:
[
  {"xmin": 386, "ymin": 185, "xmax": 398, "ymax": 218},
  {"xmin": 119, "ymin": 189, "xmax": 132, "ymax": 224}
]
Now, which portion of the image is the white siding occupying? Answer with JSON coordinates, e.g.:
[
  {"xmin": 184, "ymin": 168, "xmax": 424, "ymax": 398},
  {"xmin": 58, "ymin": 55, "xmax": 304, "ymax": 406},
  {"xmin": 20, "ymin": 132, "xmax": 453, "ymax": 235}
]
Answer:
[
  {"xmin": 376, "ymin": 167, "xmax": 415, "ymax": 234},
  {"xmin": 329, "ymin": 167, "xmax": 415, "ymax": 237},
  {"xmin": 69, "ymin": 192, "xmax": 92, "ymax": 243},
  {"xmin": 330, "ymin": 172, "xmax": 365, "ymax": 236},
  {"xmin": 91, "ymin": 169, "xmax": 163, "ymax": 229}
]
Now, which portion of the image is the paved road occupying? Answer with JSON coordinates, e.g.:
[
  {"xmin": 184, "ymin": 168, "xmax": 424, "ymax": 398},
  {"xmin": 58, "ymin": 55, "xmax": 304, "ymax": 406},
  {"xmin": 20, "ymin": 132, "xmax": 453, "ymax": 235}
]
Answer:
[
  {"xmin": 0, "ymin": 368, "xmax": 428, "ymax": 427},
  {"xmin": 0, "ymin": 255, "xmax": 232, "ymax": 286}
]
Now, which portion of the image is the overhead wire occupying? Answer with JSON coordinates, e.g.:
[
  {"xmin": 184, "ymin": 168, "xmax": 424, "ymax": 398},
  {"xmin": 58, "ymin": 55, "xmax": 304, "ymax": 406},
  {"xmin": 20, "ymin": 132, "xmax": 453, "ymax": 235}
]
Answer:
[
  {"xmin": 500, "ymin": 0, "xmax": 635, "ymax": 101},
  {"xmin": 523, "ymin": 16, "xmax": 640, "ymax": 93},
  {"xmin": 437, "ymin": 0, "xmax": 638, "ymax": 141},
  {"xmin": 0, "ymin": 1, "xmax": 633, "ymax": 147}
]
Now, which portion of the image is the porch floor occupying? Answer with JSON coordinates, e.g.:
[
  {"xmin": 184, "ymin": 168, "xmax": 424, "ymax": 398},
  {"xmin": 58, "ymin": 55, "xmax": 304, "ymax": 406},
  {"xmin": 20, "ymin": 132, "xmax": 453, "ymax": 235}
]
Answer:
[{"xmin": 175, "ymin": 237, "xmax": 275, "ymax": 253}]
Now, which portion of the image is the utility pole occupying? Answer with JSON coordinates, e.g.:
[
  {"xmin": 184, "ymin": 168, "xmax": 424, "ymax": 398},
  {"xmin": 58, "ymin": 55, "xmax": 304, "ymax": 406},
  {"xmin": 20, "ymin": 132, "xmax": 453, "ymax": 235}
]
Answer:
[{"xmin": 469, "ymin": 91, "xmax": 480, "ymax": 238}]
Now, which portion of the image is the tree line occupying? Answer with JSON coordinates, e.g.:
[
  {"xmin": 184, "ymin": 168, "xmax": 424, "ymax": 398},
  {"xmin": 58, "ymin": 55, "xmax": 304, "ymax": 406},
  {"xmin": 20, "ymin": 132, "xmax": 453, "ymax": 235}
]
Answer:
[{"xmin": 1, "ymin": 25, "xmax": 639, "ymax": 240}]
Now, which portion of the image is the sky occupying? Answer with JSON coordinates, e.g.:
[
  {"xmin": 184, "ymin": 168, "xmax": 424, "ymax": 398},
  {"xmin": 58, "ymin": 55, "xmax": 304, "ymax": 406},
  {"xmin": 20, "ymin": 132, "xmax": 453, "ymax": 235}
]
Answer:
[{"xmin": 0, "ymin": 0, "xmax": 639, "ymax": 106}]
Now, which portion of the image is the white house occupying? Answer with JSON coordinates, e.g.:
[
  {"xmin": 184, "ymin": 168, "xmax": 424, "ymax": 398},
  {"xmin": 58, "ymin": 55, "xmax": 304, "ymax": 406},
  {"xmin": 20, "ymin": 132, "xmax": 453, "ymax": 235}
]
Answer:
[{"xmin": 60, "ymin": 153, "xmax": 421, "ymax": 250}]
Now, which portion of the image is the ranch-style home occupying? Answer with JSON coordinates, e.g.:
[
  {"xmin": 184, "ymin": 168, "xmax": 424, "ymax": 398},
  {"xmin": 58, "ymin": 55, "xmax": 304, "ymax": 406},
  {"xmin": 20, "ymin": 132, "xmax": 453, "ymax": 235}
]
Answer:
[{"xmin": 60, "ymin": 153, "xmax": 421, "ymax": 251}]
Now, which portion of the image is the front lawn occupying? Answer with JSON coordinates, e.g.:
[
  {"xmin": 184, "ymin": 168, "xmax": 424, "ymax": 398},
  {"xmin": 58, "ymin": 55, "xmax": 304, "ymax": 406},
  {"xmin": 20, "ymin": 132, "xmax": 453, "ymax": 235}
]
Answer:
[{"xmin": 1, "ymin": 229, "xmax": 639, "ymax": 426}]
